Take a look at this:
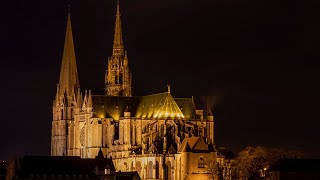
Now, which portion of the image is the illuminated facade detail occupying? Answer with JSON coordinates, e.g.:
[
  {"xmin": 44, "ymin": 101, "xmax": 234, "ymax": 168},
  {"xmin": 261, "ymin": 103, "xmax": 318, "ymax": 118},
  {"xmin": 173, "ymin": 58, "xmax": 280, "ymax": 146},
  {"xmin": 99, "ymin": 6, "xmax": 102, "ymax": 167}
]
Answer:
[
  {"xmin": 51, "ymin": 2, "xmax": 217, "ymax": 180},
  {"xmin": 105, "ymin": 1, "xmax": 132, "ymax": 97}
]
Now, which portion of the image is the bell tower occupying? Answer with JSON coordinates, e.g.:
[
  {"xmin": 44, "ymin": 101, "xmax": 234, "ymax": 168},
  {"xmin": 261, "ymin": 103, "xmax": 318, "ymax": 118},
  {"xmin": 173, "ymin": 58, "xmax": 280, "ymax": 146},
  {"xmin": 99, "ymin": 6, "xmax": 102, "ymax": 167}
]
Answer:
[
  {"xmin": 105, "ymin": 0, "xmax": 132, "ymax": 97},
  {"xmin": 52, "ymin": 8, "xmax": 80, "ymax": 156}
]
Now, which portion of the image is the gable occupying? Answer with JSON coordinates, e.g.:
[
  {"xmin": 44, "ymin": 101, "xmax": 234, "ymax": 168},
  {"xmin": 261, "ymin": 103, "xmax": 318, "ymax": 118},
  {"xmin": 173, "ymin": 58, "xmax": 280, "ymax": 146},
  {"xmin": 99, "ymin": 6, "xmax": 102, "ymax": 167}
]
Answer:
[{"xmin": 193, "ymin": 136, "xmax": 209, "ymax": 151}]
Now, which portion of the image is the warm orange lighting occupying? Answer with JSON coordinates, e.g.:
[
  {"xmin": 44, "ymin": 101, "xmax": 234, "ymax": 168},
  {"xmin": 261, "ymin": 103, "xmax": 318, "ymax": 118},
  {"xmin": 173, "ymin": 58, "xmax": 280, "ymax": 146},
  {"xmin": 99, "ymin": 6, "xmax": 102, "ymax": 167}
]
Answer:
[{"xmin": 98, "ymin": 114, "xmax": 105, "ymax": 118}]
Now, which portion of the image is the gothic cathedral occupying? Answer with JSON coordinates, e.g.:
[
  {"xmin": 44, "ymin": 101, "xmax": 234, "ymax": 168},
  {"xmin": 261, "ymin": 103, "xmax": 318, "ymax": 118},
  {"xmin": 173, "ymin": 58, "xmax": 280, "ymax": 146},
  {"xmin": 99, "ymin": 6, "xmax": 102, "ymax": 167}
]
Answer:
[{"xmin": 51, "ymin": 2, "xmax": 217, "ymax": 180}]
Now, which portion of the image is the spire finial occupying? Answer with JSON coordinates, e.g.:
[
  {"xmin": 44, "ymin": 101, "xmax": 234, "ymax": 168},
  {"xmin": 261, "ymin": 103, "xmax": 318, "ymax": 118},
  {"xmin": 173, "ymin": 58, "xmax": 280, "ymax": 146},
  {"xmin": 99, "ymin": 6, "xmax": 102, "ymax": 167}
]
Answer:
[
  {"xmin": 167, "ymin": 84, "xmax": 171, "ymax": 93},
  {"xmin": 66, "ymin": 0, "xmax": 71, "ymax": 15},
  {"xmin": 112, "ymin": 0, "xmax": 124, "ymax": 57}
]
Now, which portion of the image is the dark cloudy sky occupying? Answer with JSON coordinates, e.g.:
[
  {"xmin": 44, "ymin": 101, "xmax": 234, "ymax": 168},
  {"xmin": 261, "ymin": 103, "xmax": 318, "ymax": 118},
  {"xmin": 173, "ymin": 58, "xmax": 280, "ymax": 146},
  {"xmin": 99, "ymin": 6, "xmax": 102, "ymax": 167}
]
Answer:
[{"xmin": 1, "ymin": 0, "xmax": 320, "ymax": 159}]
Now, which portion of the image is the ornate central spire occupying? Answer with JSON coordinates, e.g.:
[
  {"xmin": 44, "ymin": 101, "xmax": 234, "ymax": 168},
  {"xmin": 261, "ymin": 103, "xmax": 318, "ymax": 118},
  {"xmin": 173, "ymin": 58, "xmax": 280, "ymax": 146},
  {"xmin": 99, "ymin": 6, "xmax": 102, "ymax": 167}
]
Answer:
[
  {"xmin": 112, "ymin": 0, "xmax": 124, "ymax": 57},
  {"xmin": 105, "ymin": 0, "xmax": 132, "ymax": 97},
  {"xmin": 59, "ymin": 12, "xmax": 79, "ymax": 95}
]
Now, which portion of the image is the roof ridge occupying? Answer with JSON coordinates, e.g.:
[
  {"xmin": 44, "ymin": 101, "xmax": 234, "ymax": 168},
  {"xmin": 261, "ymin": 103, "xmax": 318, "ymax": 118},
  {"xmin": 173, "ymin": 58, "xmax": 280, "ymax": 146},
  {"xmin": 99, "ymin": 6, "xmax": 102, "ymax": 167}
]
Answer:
[{"xmin": 142, "ymin": 92, "xmax": 168, "ymax": 97}]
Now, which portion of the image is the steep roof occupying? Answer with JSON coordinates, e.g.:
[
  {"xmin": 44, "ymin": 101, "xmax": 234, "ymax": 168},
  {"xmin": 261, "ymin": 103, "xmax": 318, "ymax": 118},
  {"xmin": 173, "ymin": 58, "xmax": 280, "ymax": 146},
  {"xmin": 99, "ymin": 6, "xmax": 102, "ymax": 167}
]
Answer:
[
  {"xmin": 92, "ymin": 95, "xmax": 139, "ymax": 120},
  {"xmin": 92, "ymin": 92, "xmax": 195, "ymax": 120},
  {"xmin": 179, "ymin": 136, "xmax": 215, "ymax": 153},
  {"xmin": 136, "ymin": 92, "xmax": 185, "ymax": 119}
]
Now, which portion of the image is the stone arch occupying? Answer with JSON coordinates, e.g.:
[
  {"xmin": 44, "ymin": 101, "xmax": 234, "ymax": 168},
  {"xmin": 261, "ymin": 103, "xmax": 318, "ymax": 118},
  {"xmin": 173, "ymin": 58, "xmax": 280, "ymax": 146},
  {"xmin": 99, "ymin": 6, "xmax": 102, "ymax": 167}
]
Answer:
[{"xmin": 165, "ymin": 161, "xmax": 172, "ymax": 179}]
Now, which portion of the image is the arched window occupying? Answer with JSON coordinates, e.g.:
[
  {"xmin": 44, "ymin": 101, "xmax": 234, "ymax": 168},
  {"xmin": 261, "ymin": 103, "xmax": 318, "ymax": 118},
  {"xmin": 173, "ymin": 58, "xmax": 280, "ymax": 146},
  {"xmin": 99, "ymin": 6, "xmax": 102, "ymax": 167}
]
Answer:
[
  {"xmin": 147, "ymin": 161, "xmax": 153, "ymax": 179},
  {"xmin": 165, "ymin": 162, "xmax": 172, "ymax": 179},
  {"xmin": 198, "ymin": 157, "xmax": 206, "ymax": 168},
  {"xmin": 136, "ymin": 161, "xmax": 142, "ymax": 177},
  {"xmin": 156, "ymin": 161, "xmax": 160, "ymax": 179},
  {"xmin": 132, "ymin": 161, "xmax": 134, "ymax": 171}
]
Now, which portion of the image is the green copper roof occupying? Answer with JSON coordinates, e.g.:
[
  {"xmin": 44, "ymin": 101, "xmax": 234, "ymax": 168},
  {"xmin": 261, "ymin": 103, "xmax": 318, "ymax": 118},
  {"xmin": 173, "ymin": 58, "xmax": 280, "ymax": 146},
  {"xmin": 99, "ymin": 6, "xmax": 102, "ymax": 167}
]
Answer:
[
  {"xmin": 135, "ymin": 92, "xmax": 185, "ymax": 119},
  {"xmin": 92, "ymin": 95, "xmax": 139, "ymax": 120},
  {"xmin": 92, "ymin": 93, "xmax": 195, "ymax": 120}
]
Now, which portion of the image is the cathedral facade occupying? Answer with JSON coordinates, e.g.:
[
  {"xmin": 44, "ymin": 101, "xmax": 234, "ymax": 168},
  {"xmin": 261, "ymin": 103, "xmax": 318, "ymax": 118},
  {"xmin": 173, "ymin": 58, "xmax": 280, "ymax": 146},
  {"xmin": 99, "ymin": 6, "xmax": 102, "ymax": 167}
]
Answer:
[{"xmin": 51, "ymin": 2, "xmax": 217, "ymax": 180}]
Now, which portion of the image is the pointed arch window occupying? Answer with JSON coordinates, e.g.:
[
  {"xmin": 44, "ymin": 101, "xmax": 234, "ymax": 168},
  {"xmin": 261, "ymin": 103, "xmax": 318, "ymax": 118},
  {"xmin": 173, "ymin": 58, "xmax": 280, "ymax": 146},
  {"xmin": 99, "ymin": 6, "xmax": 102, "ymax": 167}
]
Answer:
[
  {"xmin": 156, "ymin": 161, "xmax": 159, "ymax": 179},
  {"xmin": 147, "ymin": 161, "xmax": 153, "ymax": 179},
  {"xmin": 198, "ymin": 157, "xmax": 206, "ymax": 168},
  {"xmin": 165, "ymin": 162, "xmax": 172, "ymax": 179},
  {"xmin": 136, "ymin": 161, "xmax": 142, "ymax": 177}
]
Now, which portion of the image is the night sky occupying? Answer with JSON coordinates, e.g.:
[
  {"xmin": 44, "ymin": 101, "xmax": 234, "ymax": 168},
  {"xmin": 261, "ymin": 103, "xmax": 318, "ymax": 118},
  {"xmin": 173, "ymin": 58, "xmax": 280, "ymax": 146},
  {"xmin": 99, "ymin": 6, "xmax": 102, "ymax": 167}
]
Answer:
[{"xmin": 1, "ymin": 0, "xmax": 320, "ymax": 160}]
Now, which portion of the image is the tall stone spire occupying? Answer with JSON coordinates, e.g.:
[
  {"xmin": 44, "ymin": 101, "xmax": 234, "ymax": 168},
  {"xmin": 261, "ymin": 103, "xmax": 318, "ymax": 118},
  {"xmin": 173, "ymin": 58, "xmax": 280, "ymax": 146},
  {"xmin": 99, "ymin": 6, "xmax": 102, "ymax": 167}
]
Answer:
[
  {"xmin": 59, "ymin": 11, "xmax": 79, "ymax": 96},
  {"xmin": 52, "ymin": 8, "xmax": 80, "ymax": 157},
  {"xmin": 105, "ymin": 0, "xmax": 132, "ymax": 97},
  {"xmin": 112, "ymin": 0, "xmax": 124, "ymax": 57}
]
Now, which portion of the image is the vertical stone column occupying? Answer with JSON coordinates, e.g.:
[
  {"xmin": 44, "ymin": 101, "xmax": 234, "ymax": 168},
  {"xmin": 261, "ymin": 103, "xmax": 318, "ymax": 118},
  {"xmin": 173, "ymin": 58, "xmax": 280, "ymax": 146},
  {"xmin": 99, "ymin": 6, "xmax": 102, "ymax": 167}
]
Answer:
[
  {"xmin": 136, "ymin": 120, "xmax": 142, "ymax": 145},
  {"xmin": 207, "ymin": 115, "xmax": 214, "ymax": 144},
  {"xmin": 163, "ymin": 124, "xmax": 167, "ymax": 153},
  {"xmin": 153, "ymin": 165, "xmax": 156, "ymax": 179},
  {"xmin": 132, "ymin": 120, "xmax": 136, "ymax": 145},
  {"xmin": 149, "ymin": 126, "xmax": 152, "ymax": 146},
  {"xmin": 119, "ymin": 121, "xmax": 124, "ymax": 145}
]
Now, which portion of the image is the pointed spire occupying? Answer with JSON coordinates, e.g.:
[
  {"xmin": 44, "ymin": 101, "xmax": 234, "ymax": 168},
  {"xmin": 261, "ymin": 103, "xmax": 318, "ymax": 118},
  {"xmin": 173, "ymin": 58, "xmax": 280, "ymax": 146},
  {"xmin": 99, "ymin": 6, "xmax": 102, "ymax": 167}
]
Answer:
[
  {"xmin": 87, "ymin": 89, "xmax": 93, "ymax": 107},
  {"xmin": 112, "ymin": 0, "xmax": 124, "ymax": 57},
  {"xmin": 76, "ymin": 88, "xmax": 82, "ymax": 108},
  {"xmin": 82, "ymin": 90, "xmax": 87, "ymax": 111},
  {"xmin": 96, "ymin": 147, "xmax": 104, "ymax": 159},
  {"xmin": 58, "ymin": 10, "xmax": 80, "ymax": 96}
]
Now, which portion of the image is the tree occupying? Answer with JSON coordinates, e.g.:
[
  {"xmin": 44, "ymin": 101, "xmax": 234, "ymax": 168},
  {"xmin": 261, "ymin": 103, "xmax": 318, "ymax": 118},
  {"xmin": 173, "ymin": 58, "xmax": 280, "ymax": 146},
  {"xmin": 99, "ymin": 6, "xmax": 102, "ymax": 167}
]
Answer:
[
  {"xmin": 205, "ymin": 159, "xmax": 227, "ymax": 180},
  {"xmin": 205, "ymin": 160, "xmax": 218, "ymax": 180},
  {"xmin": 235, "ymin": 146, "xmax": 303, "ymax": 179}
]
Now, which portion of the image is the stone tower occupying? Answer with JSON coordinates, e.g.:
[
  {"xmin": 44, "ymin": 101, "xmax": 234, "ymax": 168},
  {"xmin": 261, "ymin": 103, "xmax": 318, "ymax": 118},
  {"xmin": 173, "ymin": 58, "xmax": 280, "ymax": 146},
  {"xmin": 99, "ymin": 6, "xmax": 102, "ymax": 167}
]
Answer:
[
  {"xmin": 51, "ymin": 11, "xmax": 80, "ymax": 156},
  {"xmin": 105, "ymin": 1, "xmax": 132, "ymax": 96}
]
